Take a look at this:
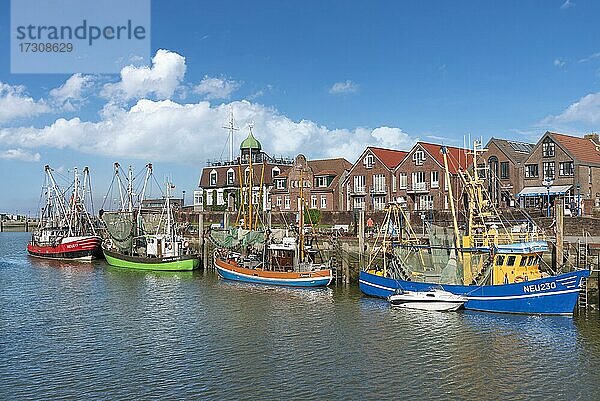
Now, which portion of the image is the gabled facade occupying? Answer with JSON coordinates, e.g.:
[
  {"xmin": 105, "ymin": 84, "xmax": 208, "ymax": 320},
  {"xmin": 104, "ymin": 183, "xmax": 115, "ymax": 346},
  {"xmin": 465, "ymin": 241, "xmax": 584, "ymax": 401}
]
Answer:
[
  {"xmin": 270, "ymin": 155, "xmax": 351, "ymax": 212},
  {"xmin": 482, "ymin": 138, "xmax": 534, "ymax": 208},
  {"xmin": 519, "ymin": 131, "xmax": 600, "ymax": 214},
  {"xmin": 197, "ymin": 131, "xmax": 293, "ymax": 212},
  {"xmin": 342, "ymin": 147, "xmax": 408, "ymax": 211},
  {"xmin": 394, "ymin": 142, "xmax": 472, "ymax": 211}
]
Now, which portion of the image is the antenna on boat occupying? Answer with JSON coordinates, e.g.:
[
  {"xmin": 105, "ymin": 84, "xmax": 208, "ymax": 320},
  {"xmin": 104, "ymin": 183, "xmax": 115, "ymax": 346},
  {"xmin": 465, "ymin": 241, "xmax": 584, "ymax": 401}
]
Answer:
[{"xmin": 222, "ymin": 106, "xmax": 239, "ymax": 163}]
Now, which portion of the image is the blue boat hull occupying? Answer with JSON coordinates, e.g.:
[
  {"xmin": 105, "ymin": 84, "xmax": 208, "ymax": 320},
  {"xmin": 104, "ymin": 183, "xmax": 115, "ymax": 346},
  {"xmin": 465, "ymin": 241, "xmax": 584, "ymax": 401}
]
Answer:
[
  {"xmin": 215, "ymin": 262, "xmax": 333, "ymax": 287},
  {"xmin": 359, "ymin": 269, "xmax": 590, "ymax": 315}
]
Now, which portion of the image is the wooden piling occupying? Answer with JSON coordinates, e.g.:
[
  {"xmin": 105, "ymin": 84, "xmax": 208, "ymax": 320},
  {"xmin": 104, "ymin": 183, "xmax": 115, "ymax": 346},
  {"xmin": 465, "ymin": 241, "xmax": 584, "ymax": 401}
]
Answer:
[
  {"xmin": 555, "ymin": 197, "xmax": 564, "ymax": 271},
  {"xmin": 358, "ymin": 209, "xmax": 365, "ymax": 267},
  {"xmin": 199, "ymin": 212, "xmax": 208, "ymax": 269},
  {"xmin": 342, "ymin": 243, "xmax": 350, "ymax": 284}
]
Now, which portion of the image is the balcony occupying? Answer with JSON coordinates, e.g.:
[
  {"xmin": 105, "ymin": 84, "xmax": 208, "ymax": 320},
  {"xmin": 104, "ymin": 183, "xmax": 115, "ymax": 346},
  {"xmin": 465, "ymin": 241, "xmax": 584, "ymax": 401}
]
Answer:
[
  {"xmin": 406, "ymin": 182, "xmax": 430, "ymax": 194},
  {"xmin": 350, "ymin": 186, "xmax": 367, "ymax": 196},
  {"xmin": 369, "ymin": 185, "xmax": 388, "ymax": 195}
]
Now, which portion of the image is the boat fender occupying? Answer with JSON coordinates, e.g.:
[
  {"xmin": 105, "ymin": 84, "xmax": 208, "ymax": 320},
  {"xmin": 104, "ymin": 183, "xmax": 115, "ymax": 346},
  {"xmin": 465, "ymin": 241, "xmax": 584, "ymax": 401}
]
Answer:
[{"xmin": 514, "ymin": 276, "xmax": 525, "ymax": 283}]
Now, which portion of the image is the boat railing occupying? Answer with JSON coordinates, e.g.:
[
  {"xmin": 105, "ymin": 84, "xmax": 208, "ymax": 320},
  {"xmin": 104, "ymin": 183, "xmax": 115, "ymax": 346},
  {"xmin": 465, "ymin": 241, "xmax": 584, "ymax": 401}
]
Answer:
[{"xmin": 469, "ymin": 231, "xmax": 544, "ymax": 248}]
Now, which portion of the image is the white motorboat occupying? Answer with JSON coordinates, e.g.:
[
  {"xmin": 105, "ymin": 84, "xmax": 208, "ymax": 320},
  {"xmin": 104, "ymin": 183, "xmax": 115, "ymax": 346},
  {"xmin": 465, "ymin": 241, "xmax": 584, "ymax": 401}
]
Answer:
[{"xmin": 388, "ymin": 288, "xmax": 467, "ymax": 312}]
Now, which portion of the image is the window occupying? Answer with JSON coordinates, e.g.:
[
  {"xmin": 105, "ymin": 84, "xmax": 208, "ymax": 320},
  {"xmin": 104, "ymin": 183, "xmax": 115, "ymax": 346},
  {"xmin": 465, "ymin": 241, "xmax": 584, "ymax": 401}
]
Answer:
[
  {"xmin": 500, "ymin": 162, "xmax": 509, "ymax": 179},
  {"xmin": 477, "ymin": 164, "xmax": 486, "ymax": 179},
  {"xmin": 525, "ymin": 164, "xmax": 539, "ymax": 178},
  {"xmin": 227, "ymin": 169, "xmax": 235, "ymax": 185},
  {"xmin": 413, "ymin": 150, "xmax": 425, "ymax": 166},
  {"xmin": 373, "ymin": 196, "xmax": 385, "ymax": 211},
  {"xmin": 507, "ymin": 255, "xmax": 516, "ymax": 266},
  {"xmin": 496, "ymin": 255, "xmax": 505, "ymax": 266},
  {"xmin": 543, "ymin": 162, "xmax": 555, "ymax": 179},
  {"xmin": 519, "ymin": 256, "xmax": 527, "ymax": 267},
  {"xmin": 392, "ymin": 175, "xmax": 397, "ymax": 192},
  {"xmin": 311, "ymin": 195, "xmax": 317, "ymax": 208},
  {"xmin": 276, "ymin": 196, "xmax": 282, "ymax": 207},
  {"xmin": 316, "ymin": 176, "xmax": 328, "ymax": 187},
  {"xmin": 275, "ymin": 178, "xmax": 286, "ymax": 189},
  {"xmin": 559, "ymin": 161, "xmax": 574, "ymax": 176},
  {"xmin": 354, "ymin": 197, "xmax": 365, "ymax": 209},
  {"xmin": 353, "ymin": 175, "xmax": 366, "ymax": 193},
  {"xmin": 272, "ymin": 167, "xmax": 280, "ymax": 177},
  {"xmin": 244, "ymin": 167, "xmax": 250, "ymax": 184},
  {"xmin": 209, "ymin": 170, "xmax": 217, "ymax": 186},
  {"xmin": 542, "ymin": 139, "xmax": 555, "ymax": 157},
  {"xmin": 373, "ymin": 174, "xmax": 386, "ymax": 192},
  {"xmin": 320, "ymin": 195, "xmax": 327, "ymax": 209},
  {"xmin": 399, "ymin": 173, "xmax": 407, "ymax": 189},
  {"xmin": 193, "ymin": 190, "xmax": 203, "ymax": 206},
  {"xmin": 431, "ymin": 171, "xmax": 439, "ymax": 188},
  {"xmin": 284, "ymin": 196, "xmax": 290, "ymax": 209},
  {"xmin": 216, "ymin": 190, "xmax": 224, "ymax": 205},
  {"xmin": 418, "ymin": 195, "xmax": 434, "ymax": 210},
  {"xmin": 206, "ymin": 189, "xmax": 214, "ymax": 205},
  {"xmin": 364, "ymin": 154, "xmax": 374, "ymax": 168}
]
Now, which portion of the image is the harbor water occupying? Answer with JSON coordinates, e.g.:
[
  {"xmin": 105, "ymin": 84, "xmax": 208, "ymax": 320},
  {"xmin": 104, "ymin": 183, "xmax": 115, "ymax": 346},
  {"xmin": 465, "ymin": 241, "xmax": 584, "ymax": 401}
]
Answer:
[{"xmin": 2, "ymin": 232, "xmax": 600, "ymax": 400}]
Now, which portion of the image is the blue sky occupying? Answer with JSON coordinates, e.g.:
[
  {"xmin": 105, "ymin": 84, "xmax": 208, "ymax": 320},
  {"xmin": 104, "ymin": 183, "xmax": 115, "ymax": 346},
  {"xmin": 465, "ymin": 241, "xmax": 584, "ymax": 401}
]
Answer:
[{"xmin": 1, "ymin": 0, "xmax": 600, "ymax": 214}]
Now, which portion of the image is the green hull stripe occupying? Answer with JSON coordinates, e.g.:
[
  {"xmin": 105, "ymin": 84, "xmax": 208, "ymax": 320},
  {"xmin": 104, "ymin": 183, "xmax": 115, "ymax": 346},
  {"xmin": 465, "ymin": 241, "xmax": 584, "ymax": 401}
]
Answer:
[{"xmin": 104, "ymin": 252, "xmax": 199, "ymax": 271}]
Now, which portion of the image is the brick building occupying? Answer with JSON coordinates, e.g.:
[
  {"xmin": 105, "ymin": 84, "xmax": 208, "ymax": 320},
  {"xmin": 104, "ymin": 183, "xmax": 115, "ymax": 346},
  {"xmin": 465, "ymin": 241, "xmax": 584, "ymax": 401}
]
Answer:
[
  {"xmin": 481, "ymin": 138, "xmax": 534, "ymax": 208},
  {"xmin": 394, "ymin": 142, "xmax": 472, "ymax": 211},
  {"xmin": 342, "ymin": 147, "xmax": 408, "ymax": 211},
  {"xmin": 271, "ymin": 154, "xmax": 351, "ymax": 212},
  {"xmin": 517, "ymin": 131, "xmax": 600, "ymax": 215}
]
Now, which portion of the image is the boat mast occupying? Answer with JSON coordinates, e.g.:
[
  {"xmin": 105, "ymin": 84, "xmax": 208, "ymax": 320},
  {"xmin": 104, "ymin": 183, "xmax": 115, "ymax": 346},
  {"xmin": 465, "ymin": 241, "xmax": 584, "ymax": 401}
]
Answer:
[
  {"xmin": 81, "ymin": 166, "xmax": 97, "ymax": 236},
  {"xmin": 137, "ymin": 163, "xmax": 153, "ymax": 214},
  {"xmin": 114, "ymin": 162, "xmax": 126, "ymax": 212},
  {"xmin": 223, "ymin": 106, "xmax": 238, "ymax": 163},
  {"xmin": 299, "ymin": 167, "xmax": 305, "ymax": 263},
  {"xmin": 127, "ymin": 166, "xmax": 134, "ymax": 213},
  {"xmin": 248, "ymin": 126, "xmax": 254, "ymax": 231},
  {"xmin": 441, "ymin": 146, "xmax": 463, "ymax": 263},
  {"xmin": 45, "ymin": 165, "xmax": 73, "ymax": 235}
]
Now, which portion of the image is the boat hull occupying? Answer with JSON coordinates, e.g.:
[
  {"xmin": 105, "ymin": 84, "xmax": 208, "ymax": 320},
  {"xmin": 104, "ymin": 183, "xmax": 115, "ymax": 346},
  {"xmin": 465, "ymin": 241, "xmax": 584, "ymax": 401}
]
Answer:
[
  {"xmin": 214, "ymin": 257, "xmax": 333, "ymax": 287},
  {"xmin": 360, "ymin": 269, "xmax": 591, "ymax": 315},
  {"xmin": 103, "ymin": 248, "xmax": 199, "ymax": 271},
  {"xmin": 390, "ymin": 300, "xmax": 465, "ymax": 312},
  {"xmin": 27, "ymin": 236, "xmax": 102, "ymax": 261}
]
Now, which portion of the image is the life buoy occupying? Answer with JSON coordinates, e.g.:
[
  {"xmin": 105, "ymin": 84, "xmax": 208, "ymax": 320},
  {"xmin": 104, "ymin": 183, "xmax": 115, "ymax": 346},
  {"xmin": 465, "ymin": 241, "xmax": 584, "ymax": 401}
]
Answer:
[{"xmin": 514, "ymin": 276, "xmax": 525, "ymax": 283}]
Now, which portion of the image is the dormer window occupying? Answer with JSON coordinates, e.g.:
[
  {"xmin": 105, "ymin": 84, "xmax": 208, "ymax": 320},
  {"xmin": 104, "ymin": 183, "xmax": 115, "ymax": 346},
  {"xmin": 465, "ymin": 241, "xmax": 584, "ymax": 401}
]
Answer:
[
  {"xmin": 210, "ymin": 170, "xmax": 218, "ymax": 186},
  {"xmin": 276, "ymin": 178, "xmax": 286, "ymax": 189},
  {"xmin": 272, "ymin": 167, "xmax": 280, "ymax": 177},
  {"xmin": 364, "ymin": 154, "xmax": 375, "ymax": 168},
  {"xmin": 227, "ymin": 168, "xmax": 235, "ymax": 185},
  {"xmin": 413, "ymin": 150, "xmax": 425, "ymax": 166},
  {"xmin": 542, "ymin": 139, "xmax": 555, "ymax": 158}
]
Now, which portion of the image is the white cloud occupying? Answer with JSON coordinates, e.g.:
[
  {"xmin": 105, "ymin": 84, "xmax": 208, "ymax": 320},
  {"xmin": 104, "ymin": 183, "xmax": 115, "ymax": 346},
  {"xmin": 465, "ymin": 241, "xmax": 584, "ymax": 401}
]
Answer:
[
  {"xmin": 49, "ymin": 73, "xmax": 93, "ymax": 110},
  {"xmin": 542, "ymin": 92, "xmax": 600, "ymax": 125},
  {"xmin": 194, "ymin": 76, "xmax": 241, "ymax": 100},
  {"xmin": 0, "ymin": 99, "xmax": 417, "ymax": 165},
  {"xmin": 329, "ymin": 80, "xmax": 359, "ymax": 94},
  {"xmin": 579, "ymin": 52, "xmax": 600, "ymax": 63},
  {"xmin": 553, "ymin": 59, "xmax": 566, "ymax": 68},
  {"xmin": 0, "ymin": 148, "xmax": 40, "ymax": 162},
  {"xmin": 0, "ymin": 83, "xmax": 50, "ymax": 123},
  {"xmin": 561, "ymin": 0, "xmax": 574, "ymax": 9},
  {"xmin": 101, "ymin": 49, "xmax": 186, "ymax": 101}
]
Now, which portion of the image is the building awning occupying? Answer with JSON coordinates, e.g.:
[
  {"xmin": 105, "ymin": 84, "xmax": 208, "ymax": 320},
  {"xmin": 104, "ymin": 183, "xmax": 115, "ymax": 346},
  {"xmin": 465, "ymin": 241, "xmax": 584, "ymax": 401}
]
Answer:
[{"xmin": 515, "ymin": 185, "xmax": 572, "ymax": 197}]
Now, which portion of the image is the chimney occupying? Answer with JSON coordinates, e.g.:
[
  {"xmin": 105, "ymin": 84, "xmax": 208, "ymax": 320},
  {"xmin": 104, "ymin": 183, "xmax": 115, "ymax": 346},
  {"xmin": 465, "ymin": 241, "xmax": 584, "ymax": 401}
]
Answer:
[{"xmin": 584, "ymin": 132, "xmax": 599, "ymax": 144}]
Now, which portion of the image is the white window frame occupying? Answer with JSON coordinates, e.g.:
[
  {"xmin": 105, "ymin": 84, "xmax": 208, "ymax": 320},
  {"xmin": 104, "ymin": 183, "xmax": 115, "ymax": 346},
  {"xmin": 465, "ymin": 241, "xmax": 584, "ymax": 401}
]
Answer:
[
  {"xmin": 431, "ymin": 171, "xmax": 439, "ymax": 188},
  {"xmin": 210, "ymin": 170, "xmax": 218, "ymax": 186},
  {"xmin": 320, "ymin": 195, "xmax": 327, "ymax": 209},
  {"xmin": 399, "ymin": 173, "xmax": 407, "ymax": 189}
]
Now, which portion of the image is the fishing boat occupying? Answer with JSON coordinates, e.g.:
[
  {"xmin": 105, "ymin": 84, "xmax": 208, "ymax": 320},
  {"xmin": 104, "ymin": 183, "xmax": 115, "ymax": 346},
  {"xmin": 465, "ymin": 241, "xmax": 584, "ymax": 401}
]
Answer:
[
  {"xmin": 213, "ymin": 127, "xmax": 333, "ymax": 287},
  {"xmin": 27, "ymin": 165, "xmax": 102, "ymax": 261},
  {"xmin": 388, "ymin": 288, "xmax": 467, "ymax": 311},
  {"xmin": 101, "ymin": 163, "xmax": 199, "ymax": 271},
  {"xmin": 360, "ymin": 141, "xmax": 590, "ymax": 315}
]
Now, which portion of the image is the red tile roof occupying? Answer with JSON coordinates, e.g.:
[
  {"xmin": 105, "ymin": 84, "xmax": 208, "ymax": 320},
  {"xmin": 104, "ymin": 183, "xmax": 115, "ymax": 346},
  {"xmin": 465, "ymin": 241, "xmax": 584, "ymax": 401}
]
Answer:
[
  {"xmin": 369, "ymin": 147, "xmax": 408, "ymax": 170},
  {"xmin": 549, "ymin": 132, "xmax": 600, "ymax": 165},
  {"xmin": 418, "ymin": 142, "xmax": 473, "ymax": 174}
]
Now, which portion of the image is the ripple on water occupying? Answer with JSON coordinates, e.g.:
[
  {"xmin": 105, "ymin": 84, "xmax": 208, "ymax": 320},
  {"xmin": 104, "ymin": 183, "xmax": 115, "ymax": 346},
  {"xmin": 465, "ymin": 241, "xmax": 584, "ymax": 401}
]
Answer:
[{"xmin": 2, "ymin": 232, "xmax": 600, "ymax": 400}]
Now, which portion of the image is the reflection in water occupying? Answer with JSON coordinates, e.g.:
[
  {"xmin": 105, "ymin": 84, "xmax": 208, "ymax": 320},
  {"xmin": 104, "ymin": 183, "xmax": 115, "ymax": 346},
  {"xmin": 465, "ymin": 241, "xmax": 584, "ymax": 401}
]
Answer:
[{"xmin": 1, "ymin": 232, "xmax": 600, "ymax": 400}]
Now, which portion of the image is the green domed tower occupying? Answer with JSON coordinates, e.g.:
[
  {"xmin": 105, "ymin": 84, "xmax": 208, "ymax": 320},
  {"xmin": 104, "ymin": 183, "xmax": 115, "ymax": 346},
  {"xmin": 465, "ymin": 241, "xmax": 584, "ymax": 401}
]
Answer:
[{"xmin": 240, "ymin": 129, "xmax": 263, "ymax": 163}]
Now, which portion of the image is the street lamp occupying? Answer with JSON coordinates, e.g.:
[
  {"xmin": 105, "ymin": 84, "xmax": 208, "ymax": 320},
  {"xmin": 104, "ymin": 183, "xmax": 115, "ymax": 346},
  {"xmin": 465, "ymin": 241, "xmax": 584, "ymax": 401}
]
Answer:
[
  {"xmin": 182, "ymin": 190, "xmax": 186, "ymax": 207},
  {"xmin": 542, "ymin": 177, "xmax": 553, "ymax": 218}
]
